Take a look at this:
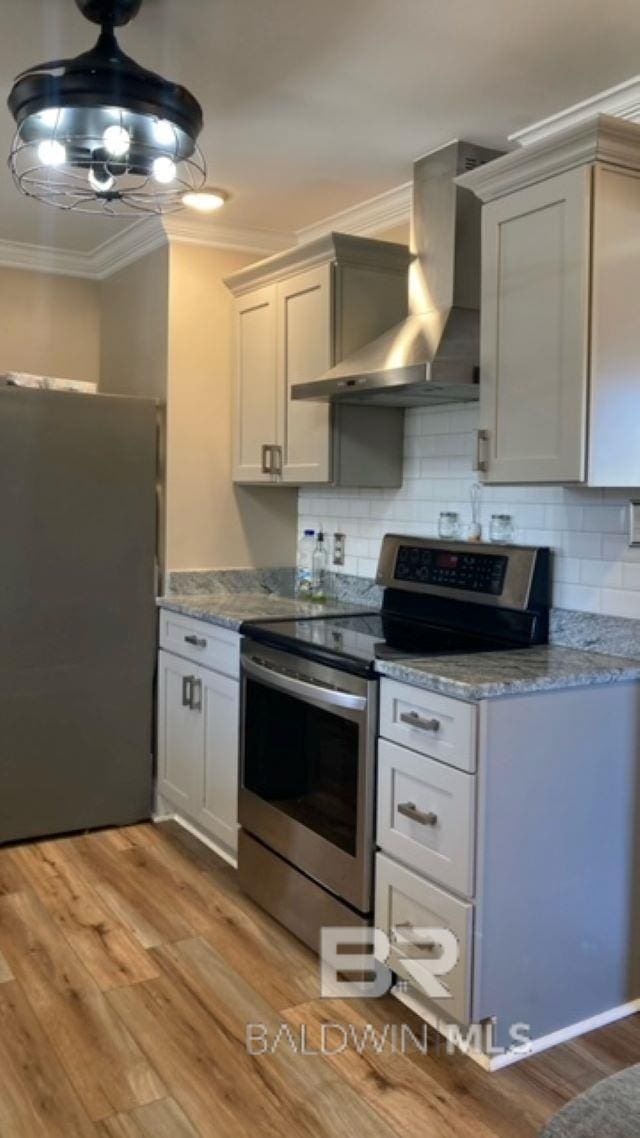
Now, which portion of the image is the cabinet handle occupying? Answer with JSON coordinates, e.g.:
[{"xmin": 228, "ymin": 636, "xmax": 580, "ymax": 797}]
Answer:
[
  {"xmin": 474, "ymin": 429, "xmax": 489, "ymax": 473},
  {"xmin": 399, "ymin": 710, "xmax": 441, "ymax": 733},
  {"xmin": 190, "ymin": 678, "xmax": 202, "ymax": 712},
  {"xmin": 261, "ymin": 444, "xmax": 273, "ymax": 475},
  {"xmin": 397, "ymin": 801, "xmax": 438, "ymax": 827},
  {"xmin": 271, "ymin": 445, "xmax": 283, "ymax": 476},
  {"xmin": 184, "ymin": 634, "xmax": 206, "ymax": 648},
  {"xmin": 181, "ymin": 675, "xmax": 193, "ymax": 707},
  {"xmin": 393, "ymin": 921, "xmax": 438, "ymax": 952}
]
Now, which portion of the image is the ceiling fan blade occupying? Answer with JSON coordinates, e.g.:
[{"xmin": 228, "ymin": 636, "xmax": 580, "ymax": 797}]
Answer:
[{"xmin": 13, "ymin": 58, "xmax": 74, "ymax": 80}]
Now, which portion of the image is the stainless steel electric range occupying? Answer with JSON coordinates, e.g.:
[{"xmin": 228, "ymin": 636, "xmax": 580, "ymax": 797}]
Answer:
[{"xmin": 238, "ymin": 534, "xmax": 551, "ymax": 953}]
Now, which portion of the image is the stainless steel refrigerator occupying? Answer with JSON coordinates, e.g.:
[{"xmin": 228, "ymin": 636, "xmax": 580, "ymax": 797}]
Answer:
[{"xmin": 0, "ymin": 386, "xmax": 157, "ymax": 844}]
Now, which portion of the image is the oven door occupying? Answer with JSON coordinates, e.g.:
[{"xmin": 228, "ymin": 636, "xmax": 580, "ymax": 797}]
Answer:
[{"xmin": 239, "ymin": 639, "xmax": 377, "ymax": 913}]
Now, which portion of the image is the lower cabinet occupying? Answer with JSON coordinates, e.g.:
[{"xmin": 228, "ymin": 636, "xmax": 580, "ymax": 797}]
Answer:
[{"xmin": 157, "ymin": 646, "xmax": 239, "ymax": 858}]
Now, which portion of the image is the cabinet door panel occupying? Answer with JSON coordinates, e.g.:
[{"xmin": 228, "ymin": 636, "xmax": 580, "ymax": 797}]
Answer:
[
  {"xmin": 233, "ymin": 285, "xmax": 277, "ymax": 482},
  {"xmin": 589, "ymin": 165, "xmax": 640, "ymax": 486},
  {"xmin": 277, "ymin": 265, "xmax": 331, "ymax": 483},
  {"xmin": 157, "ymin": 650, "xmax": 199, "ymax": 813},
  {"xmin": 196, "ymin": 665, "xmax": 239, "ymax": 855},
  {"xmin": 480, "ymin": 167, "xmax": 591, "ymax": 483}
]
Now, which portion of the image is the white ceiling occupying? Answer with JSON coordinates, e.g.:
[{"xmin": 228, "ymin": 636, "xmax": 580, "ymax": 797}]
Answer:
[{"xmin": 2, "ymin": 0, "xmax": 640, "ymax": 252}]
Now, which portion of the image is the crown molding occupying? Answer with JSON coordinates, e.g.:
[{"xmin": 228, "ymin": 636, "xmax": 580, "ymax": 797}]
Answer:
[
  {"xmin": 91, "ymin": 218, "xmax": 167, "ymax": 279},
  {"xmin": 510, "ymin": 75, "xmax": 640, "ymax": 147},
  {"xmin": 296, "ymin": 180, "xmax": 412, "ymax": 244},
  {"xmin": 162, "ymin": 213, "xmax": 294, "ymax": 255},
  {"xmin": 0, "ymin": 237, "xmax": 98, "ymax": 279},
  {"xmin": 457, "ymin": 114, "xmax": 640, "ymax": 203},
  {"xmin": 225, "ymin": 231, "xmax": 412, "ymax": 297},
  {"xmin": 0, "ymin": 179, "xmax": 410, "ymax": 280}
]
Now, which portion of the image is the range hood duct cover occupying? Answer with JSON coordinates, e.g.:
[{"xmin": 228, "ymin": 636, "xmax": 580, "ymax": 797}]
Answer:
[{"xmin": 292, "ymin": 139, "xmax": 502, "ymax": 406}]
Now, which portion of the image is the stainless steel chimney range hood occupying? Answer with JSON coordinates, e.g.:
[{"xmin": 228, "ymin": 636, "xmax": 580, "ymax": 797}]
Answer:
[{"xmin": 292, "ymin": 140, "xmax": 502, "ymax": 407}]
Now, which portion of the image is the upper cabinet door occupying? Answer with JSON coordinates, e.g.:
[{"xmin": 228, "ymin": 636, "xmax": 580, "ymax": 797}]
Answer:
[
  {"xmin": 233, "ymin": 285, "xmax": 278, "ymax": 483},
  {"xmin": 479, "ymin": 167, "xmax": 591, "ymax": 484},
  {"xmin": 277, "ymin": 265, "xmax": 332, "ymax": 484},
  {"xmin": 588, "ymin": 165, "xmax": 640, "ymax": 487}
]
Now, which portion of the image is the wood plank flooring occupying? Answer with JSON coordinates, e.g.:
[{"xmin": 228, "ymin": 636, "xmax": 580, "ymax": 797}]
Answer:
[{"xmin": 0, "ymin": 821, "xmax": 638, "ymax": 1137}]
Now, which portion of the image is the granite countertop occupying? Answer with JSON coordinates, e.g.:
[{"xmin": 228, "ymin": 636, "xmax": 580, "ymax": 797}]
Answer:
[
  {"xmin": 157, "ymin": 592, "xmax": 376, "ymax": 632},
  {"xmin": 376, "ymin": 645, "xmax": 640, "ymax": 701}
]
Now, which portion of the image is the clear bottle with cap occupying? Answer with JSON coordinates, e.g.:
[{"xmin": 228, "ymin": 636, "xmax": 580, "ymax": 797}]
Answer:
[
  {"xmin": 311, "ymin": 530, "xmax": 329, "ymax": 602},
  {"xmin": 296, "ymin": 529, "xmax": 315, "ymax": 597}
]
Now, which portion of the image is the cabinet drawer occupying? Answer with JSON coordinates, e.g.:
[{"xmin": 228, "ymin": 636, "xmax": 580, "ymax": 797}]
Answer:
[
  {"xmin": 377, "ymin": 739, "xmax": 475, "ymax": 897},
  {"xmin": 159, "ymin": 610, "xmax": 240, "ymax": 678},
  {"xmin": 375, "ymin": 852, "xmax": 473, "ymax": 1025},
  {"xmin": 380, "ymin": 679, "xmax": 476, "ymax": 772}
]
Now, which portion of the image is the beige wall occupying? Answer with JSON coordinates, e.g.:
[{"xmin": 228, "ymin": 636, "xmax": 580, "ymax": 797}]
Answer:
[
  {"xmin": 0, "ymin": 266, "xmax": 100, "ymax": 382},
  {"xmin": 165, "ymin": 242, "xmax": 297, "ymax": 571},
  {"xmin": 99, "ymin": 245, "xmax": 169, "ymax": 401}
]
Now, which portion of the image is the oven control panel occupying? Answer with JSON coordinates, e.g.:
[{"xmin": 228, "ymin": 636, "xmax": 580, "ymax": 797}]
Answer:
[{"xmin": 394, "ymin": 545, "xmax": 508, "ymax": 595}]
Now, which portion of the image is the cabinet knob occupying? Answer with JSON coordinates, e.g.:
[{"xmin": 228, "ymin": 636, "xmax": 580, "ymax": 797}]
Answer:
[{"xmin": 181, "ymin": 676, "xmax": 193, "ymax": 707}]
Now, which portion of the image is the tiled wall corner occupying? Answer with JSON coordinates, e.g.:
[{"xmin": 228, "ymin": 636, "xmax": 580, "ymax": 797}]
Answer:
[{"xmin": 299, "ymin": 404, "xmax": 640, "ymax": 619}]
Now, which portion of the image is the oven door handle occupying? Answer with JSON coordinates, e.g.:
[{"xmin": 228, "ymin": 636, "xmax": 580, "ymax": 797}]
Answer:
[{"xmin": 242, "ymin": 654, "xmax": 367, "ymax": 712}]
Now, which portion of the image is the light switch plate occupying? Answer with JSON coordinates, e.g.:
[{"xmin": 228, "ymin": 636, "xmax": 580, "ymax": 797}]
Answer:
[{"xmin": 629, "ymin": 501, "xmax": 640, "ymax": 547}]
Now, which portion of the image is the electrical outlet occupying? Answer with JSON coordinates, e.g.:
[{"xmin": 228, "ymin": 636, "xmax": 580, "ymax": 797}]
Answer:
[
  {"xmin": 629, "ymin": 501, "xmax": 640, "ymax": 547},
  {"xmin": 333, "ymin": 532, "xmax": 346, "ymax": 566}
]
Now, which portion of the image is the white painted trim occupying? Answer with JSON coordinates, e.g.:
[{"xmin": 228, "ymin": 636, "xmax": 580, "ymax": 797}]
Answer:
[
  {"xmin": 391, "ymin": 983, "xmax": 640, "ymax": 1072},
  {"xmin": 151, "ymin": 808, "xmax": 238, "ymax": 868},
  {"xmin": 511, "ymin": 75, "xmax": 640, "ymax": 147},
  {"xmin": 296, "ymin": 180, "xmax": 411, "ymax": 244},
  {"xmin": 163, "ymin": 214, "xmax": 294, "ymax": 255},
  {"xmin": 457, "ymin": 114, "xmax": 640, "ymax": 203},
  {"xmin": 0, "ymin": 177, "xmax": 410, "ymax": 280},
  {"xmin": 91, "ymin": 218, "xmax": 167, "ymax": 279},
  {"xmin": 0, "ymin": 238, "xmax": 97, "ymax": 279}
]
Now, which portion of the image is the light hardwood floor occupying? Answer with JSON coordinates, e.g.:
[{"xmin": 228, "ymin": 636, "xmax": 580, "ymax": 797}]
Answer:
[{"xmin": 0, "ymin": 821, "xmax": 637, "ymax": 1137}]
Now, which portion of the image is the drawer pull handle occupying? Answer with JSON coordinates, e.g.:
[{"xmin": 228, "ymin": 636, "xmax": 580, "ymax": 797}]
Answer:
[
  {"xmin": 400, "ymin": 711, "xmax": 441, "ymax": 733},
  {"xmin": 397, "ymin": 801, "xmax": 438, "ymax": 827},
  {"xmin": 184, "ymin": 634, "xmax": 207, "ymax": 648},
  {"xmin": 394, "ymin": 922, "xmax": 438, "ymax": 952}
]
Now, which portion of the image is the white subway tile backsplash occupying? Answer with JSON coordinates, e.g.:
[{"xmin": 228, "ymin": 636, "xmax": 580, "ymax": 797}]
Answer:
[{"xmin": 299, "ymin": 405, "xmax": 640, "ymax": 619}]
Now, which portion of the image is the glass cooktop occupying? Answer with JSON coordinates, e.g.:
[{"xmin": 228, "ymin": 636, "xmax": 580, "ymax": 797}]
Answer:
[{"xmin": 241, "ymin": 612, "xmax": 512, "ymax": 676}]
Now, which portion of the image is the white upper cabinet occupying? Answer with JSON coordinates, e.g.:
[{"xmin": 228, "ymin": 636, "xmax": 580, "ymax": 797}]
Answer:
[
  {"xmin": 277, "ymin": 264, "xmax": 332, "ymax": 483},
  {"xmin": 226, "ymin": 233, "xmax": 410, "ymax": 487},
  {"xmin": 234, "ymin": 284, "xmax": 278, "ymax": 483},
  {"xmin": 480, "ymin": 168, "xmax": 591, "ymax": 484},
  {"xmin": 459, "ymin": 115, "xmax": 640, "ymax": 486}
]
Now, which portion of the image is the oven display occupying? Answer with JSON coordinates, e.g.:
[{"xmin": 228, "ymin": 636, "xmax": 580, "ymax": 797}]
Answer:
[{"xmin": 394, "ymin": 545, "xmax": 508, "ymax": 595}]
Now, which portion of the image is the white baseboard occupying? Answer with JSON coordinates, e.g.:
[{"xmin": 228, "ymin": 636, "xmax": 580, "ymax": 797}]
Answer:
[
  {"xmin": 151, "ymin": 809, "xmax": 238, "ymax": 869},
  {"xmin": 391, "ymin": 984, "xmax": 640, "ymax": 1072}
]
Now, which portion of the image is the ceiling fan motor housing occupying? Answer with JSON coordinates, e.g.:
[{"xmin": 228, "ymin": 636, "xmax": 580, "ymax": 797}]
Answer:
[{"xmin": 75, "ymin": 0, "xmax": 143, "ymax": 28}]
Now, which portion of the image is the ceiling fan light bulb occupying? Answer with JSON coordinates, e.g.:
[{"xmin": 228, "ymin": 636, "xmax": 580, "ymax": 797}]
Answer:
[
  {"xmin": 37, "ymin": 139, "xmax": 66, "ymax": 166},
  {"xmin": 102, "ymin": 124, "xmax": 130, "ymax": 157},
  {"xmin": 152, "ymin": 155, "xmax": 176, "ymax": 184}
]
